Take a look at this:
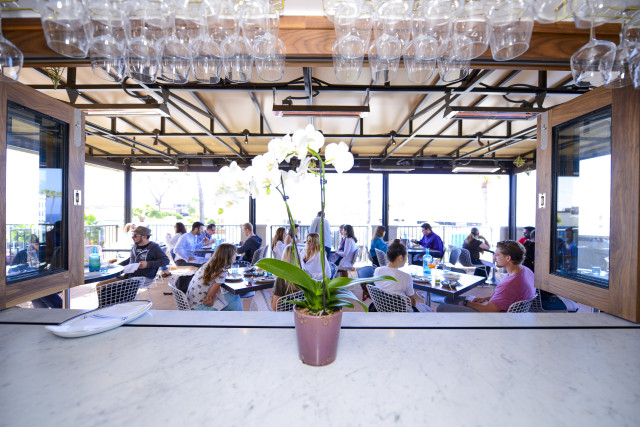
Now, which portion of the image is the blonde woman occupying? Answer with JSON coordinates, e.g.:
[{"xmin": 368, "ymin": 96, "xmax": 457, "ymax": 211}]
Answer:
[
  {"xmin": 271, "ymin": 227, "xmax": 286, "ymax": 260},
  {"xmin": 302, "ymin": 233, "xmax": 331, "ymax": 280},
  {"xmin": 270, "ymin": 244, "xmax": 300, "ymax": 310},
  {"xmin": 186, "ymin": 243, "xmax": 242, "ymax": 311},
  {"xmin": 463, "ymin": 227, "xmax": 490, "ymax": 265}
]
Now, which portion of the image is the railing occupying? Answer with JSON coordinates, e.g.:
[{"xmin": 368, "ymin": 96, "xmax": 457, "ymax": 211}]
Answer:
[
  {"xmin": 396, "ymin": 223, "xmax": 500, "ymax": 252},
  {"xmin": 84, "ymin": 225, "xmax": 120, "ymax": 247}
]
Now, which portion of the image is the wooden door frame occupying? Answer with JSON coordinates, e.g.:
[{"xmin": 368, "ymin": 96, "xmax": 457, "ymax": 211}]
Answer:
[
  {"xmin": 536, "ymin": 86, "xmax": 640, "ymax": 322},
  {"xmin": 0, "ymin": 81, "xmax": 85, "ymax": 309}
]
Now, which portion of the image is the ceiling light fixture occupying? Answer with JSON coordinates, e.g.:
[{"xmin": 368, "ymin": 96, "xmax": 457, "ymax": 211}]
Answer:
[
  {"xmin": 130, "ymin": 164, "xmax": 179, "ymax": 170},
  {"xmin": 475, "ymin": 132, "xmax": 485, "ymax": 147},
  {"xmin": 76, "ymin": 103, "xmax": 171, "ymax": 117},
  {"xmin": 242, "ymin": 129, "xmax": 250, "ymax": 144},
  {"xmin": 444, "ymin": 106, "xmax": 546, "ymax": 121},
  {"xmin": 152, "ymin": 129, "xmax": 160, "ymax": 145},
  {"xmin": 390, "ymin": 130, "xmax": 397, "ymax": 146},
  {"xmin": 370, "ymin": 164, "xmax": 415, "ymax": 172},
  {"xmin": 272, "ymin": 104, "xmax": 370, "ymax": 118},
  {"xmin": 452, "ymin": 165, "xmax": 501, "ymax": 173}
]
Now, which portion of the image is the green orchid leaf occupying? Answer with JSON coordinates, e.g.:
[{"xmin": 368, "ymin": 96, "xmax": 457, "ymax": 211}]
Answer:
[{"xmin": 255, "ymin": 258, "xmax": 317, "ymax": 289}]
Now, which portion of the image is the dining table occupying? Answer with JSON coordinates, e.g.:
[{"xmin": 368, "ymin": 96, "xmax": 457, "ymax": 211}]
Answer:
[
  {"xmin": 401, "ymin": 265, "xmax": 486, "ymax": 305},
  {"xmin": 220, "ymin": 267, "xmax": 276, "ymax": 296},
  {"xmin": 84, "ymin": 264, "xmax": 124, "ymax": 284}
]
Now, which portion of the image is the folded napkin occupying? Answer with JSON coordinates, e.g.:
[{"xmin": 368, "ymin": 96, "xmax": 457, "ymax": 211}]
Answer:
[{"xmin": 122, "ymin": 263, "xmax": 140, "ymax": 274}]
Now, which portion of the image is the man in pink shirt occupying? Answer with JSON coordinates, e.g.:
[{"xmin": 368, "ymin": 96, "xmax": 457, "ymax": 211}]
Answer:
[{"xmin": 437, "ymin": 240, "xmax": 536, "ymax": 312}]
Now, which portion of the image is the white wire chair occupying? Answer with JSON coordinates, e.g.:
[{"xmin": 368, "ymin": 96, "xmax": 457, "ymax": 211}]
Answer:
[
  {"xmin": 251, "ymin": 246, "xmax": 269, "ymax": 265},
  {"xmin": 275, "ymin": 290, "xmax": 305, "ymax": 312},
  {"xmin": 329, "ymin": 262, "xmax": 338, "ymax": 279},
  {"xmin": 96, "ymin": 277, "xmax": 146, "ymax": 307},
  {"xmin": 375, "ymin": 248, "xmax": 388, "ymax": 266},
  {"xmin": 529, "ymin": 289, "xmax": 543, "ymax": 312},
  {"xmin": 366, "ymin": 284, "xmax": 412, "ymax": 313},
  {"xmin": 168, "ymin": 282, "xmax": 191, "ymax": 310},
  {"xmin": 506, "ymin": 294, "xmax": 536, "ymax": 313}
]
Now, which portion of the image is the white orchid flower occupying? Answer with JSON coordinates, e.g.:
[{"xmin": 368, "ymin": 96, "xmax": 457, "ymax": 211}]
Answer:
[
  {"xmin": 292, "ymin": 124, "xmax": 324, "ymax": 156},
  {"xmin": 324, "ymin": 141, "xmax": 354, "ymax": 173},
  {"xmin": 268, "ymin": 134, "xmax": 296, "ymax": 163}
]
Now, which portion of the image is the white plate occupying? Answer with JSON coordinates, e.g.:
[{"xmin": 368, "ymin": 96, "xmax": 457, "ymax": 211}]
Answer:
[{"xmin": 45, "ymin": 300, "xmax": 152, "ymax": 338}]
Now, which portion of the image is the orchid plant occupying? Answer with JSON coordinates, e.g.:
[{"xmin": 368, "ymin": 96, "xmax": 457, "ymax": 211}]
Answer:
[{"xmin": 215, "ymin": 124, "xmax": 395, "ymax": 315}]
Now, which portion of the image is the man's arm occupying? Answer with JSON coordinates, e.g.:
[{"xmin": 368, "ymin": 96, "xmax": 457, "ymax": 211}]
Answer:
[
  {"xmin": 142, "ymin": 244, "xmax": 170, "ymax": 270},
  {"xmin": 466, "ymin": 300, "xmax": 501, "ymax": 312},
  {"xmin": 174, "ymin": 234, "xmax": 190, "ymax": 259}
]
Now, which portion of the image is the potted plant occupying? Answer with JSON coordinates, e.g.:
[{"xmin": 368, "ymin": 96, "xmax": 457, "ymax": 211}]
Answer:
[{"xmin": 215, "ymin": 125, "xmax": 395, "ymax": 366}]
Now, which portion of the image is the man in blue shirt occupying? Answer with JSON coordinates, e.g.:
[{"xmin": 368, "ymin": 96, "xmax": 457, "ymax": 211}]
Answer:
[
  {"xmin": 413, "ymin": 223, "xmax": 444, "ymax": 259},
  {"xmin": 174, "ymin": 222, "xmax": 207, "ymax": 267},
  {"xmin": 200, "ymin": 223, "xmax": 216, "ymax": 247}
]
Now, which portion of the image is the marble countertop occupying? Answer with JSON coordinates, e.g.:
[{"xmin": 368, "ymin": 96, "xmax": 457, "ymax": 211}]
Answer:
[{"xmin": 1, "ymin": 308, "xmax": 639, "ymax": 426}]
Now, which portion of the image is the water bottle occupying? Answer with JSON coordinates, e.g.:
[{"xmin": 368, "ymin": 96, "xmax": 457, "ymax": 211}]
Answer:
[
  {"xmin": 89, "ymin": 247, "xmax": 100, "ymax": 272},
  {"xmin": 423, "ymin": 250, "xmax": 432, "ymax": 276}
]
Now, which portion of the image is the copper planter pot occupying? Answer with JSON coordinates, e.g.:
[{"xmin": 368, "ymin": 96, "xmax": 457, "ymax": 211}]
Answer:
[{"xmin": 294, "ymin": 307, "xmax": 343, "ymax": 366}]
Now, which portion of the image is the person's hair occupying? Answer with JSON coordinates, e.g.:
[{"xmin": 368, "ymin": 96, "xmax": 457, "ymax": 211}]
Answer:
[
  {"xmin": 373, "ymin": 226, "xmax": 386, "ymax": 239},
  {"xmin": 465, "ymin": 227, "xmax": 480, "ymax": 244},
  {"xmin": 175, "ymin": 222, "xmax": 187, "ymax": 234},
  {"xmin": 30, "ymin": 234, "xmax": 39, "ymax": 244},
  {"xmin": 202, "ymin": 243, "xmax": 237, "ymax": 285},
  {"xmin": 386, "ymin": 239, "xmax": 407, "ymax": 263},
  {"xmin": 530, "ymin": 230, "xmax": 535, "ymax": 240},
  {"xmin": 421, "ymin": 223, "xmax": 432, "ymax": 231},
  {"xmin": 123, "ymin": 223, "xmax": 135, "ymax": 233},
  {"xmin": 243, "ymin": 222, "xmax": 253, "ymax": 232},
  {"xmin": 317, "ymin": 211, "xmax": 322, "ymax": 217},
  {"xmin": 496, "ymin": 240, "xmax": 525, "ymax": 265},
  {"xmin": 343, "ymin": 224, "xmax": 357, "ymax": 243},
  {"xmin": 305, "ymin": 233, "xmax": 320, "ymax": 261},
  {"xmin": 192, "ymin": 222, "xmax": 204, "ymax": 231},
  {"xmin": 276, "ymin": 244, "xmax": 300, "ymax": 296},
  {"xmin": 339, "ymin": 224, "xmax": 345, "ymax": 231},
  {"xmin": 288, "ymin": 225, "xmax": 297, "ymax": 238},
  {"xmin": 206, "ymin": 223, "xmax": 216, "ymax": 231},
  {"xmin": 272, "ymin": 227, "xmax": 286, "ymax": 248}
]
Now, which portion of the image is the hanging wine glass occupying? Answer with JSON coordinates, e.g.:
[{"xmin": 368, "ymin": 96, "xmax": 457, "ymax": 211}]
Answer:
[
  {"xmin": 0, "ymin": 8, "xmax": 24, "ymax": 81},
  {"xmin": 570, "ymin": 23, "xmax": 616, "ymax": 87},
  {"xmin": 601, "ymin": 20, "xmax": 635, "ymax": 88}
]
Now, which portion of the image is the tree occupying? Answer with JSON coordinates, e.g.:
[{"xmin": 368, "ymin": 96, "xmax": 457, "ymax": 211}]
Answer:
[
  {"xmin": 196, "ymin": 173, "xmax": 205, "ymax": 222},
  {"xmin": 145, "ymin": 174, "xmax": 176, "ymax": 211}
]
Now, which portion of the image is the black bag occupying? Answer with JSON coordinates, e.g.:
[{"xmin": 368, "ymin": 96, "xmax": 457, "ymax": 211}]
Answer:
[{"xmin": 176, "ymin": 274, "xmax": 194, "ymax": 294}]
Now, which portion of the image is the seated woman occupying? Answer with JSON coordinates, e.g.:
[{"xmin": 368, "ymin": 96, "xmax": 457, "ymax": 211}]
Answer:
[
  {"xmin": 271, "ymin": 227, "xmax": 286, "ymax": 260},
  {"xmin": 462, "ymin": 227, "xmax": 490, "ymax": 265},
  {"xmin": 270, "ymin": 244, "xmax": 300, "ymax": 310},
  {"xmin": 186, "ymin": 243, "xmax": 242, "ymax": 311},
  {"xmin": 334, "ymin": 224, "xmax": 357, "ymax": 267},
  {"xmin": 372, "ymin": 239, "xmax": 419, "ymax": 312},
  {"xmin": 302, "ymin": 233, "xmax": 331, "ymax": 280},
  {"xmin": 369, "ymin": 226, "xmax": 388, "ymax": 267}
]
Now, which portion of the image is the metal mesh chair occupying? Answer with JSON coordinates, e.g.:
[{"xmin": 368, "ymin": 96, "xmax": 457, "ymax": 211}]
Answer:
[
  {"xmin": 529, "ymin": 289, "xmax": 543, "ymax": 312},
  {"xmin": 366, "ymin": 284, "xmax": 412, "ymax": 313},
  {"xmin": 448, "ymin": 245, "xmax": 461, "ymax": 265},
  {"xmin": 375, "ymin": 248, "xmax": 388, "ymax": 266},
  {"xmin": 275, "ymin": 290, "xmax": 305, "ymax": 312},
  {"xmin": 168, "ymin": 282, "xmax": 191, "ymax": 310},
  {"xmin": 329, "ymin": 262, "xmax": 338, "ymax": 279},
  {"xmin": 251, "ymin": 246, "xmax": 265, "ymax": 265},
  {"xmin": 96, "ymin": 277, "xmax": 145, "ymax": 307},
  {"xmin": 507, "ymin": 295, "xmax": 536, "ymax": 313}
]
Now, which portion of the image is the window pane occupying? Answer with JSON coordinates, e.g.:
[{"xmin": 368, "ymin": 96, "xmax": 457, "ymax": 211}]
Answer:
[
  {"xmin": 6, "ymin": 102, "xmax": 67, "ymax": 283},
  {"xmin": 552, "ymin": 106, "xmax": 611, "ymax": 288},
  {"xmin": 516, "ymin": 170, "xmax": 537, "ymax": 228}
]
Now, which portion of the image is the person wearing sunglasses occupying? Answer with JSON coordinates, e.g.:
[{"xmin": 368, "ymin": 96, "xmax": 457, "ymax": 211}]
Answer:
[{"xmin": 118, "ymin": 226, "xmax": 169, "ymax": 285}]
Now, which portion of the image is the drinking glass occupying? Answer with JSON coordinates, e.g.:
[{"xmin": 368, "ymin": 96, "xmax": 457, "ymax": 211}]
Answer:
[
  {"xmin": 488, "ymin": 0, "xmax": 534, "ymax": 61},
  {"xmin": 403, "ymin": 35, "xmax": 438, "ymax": 83},
  {"xmin": 374, "ymin": 0, "xmax": 411, "ymax": 49},
  {"xmin": 240, "ymin": 0, "xmax": 280, "ymax": 50},
  {"xmin": 174, "ymin": 0, "xmax": 206, "ymax": 47},
  {"xmin": 39, "ymin": 0, "xmax": 91, "ymax": 58},
  {"xmin": 570, "ymin": 25, "xmax": 616, "ymax": 87},
  {"xmin": 630, "ymin": 47, "xmax": 640, "ymax": 89},
  {"xmin": 0, "ymin": 10, "xmax": 24, "ymax": 81},
  {"xmin": 530, "ymin": 0, "xmax": 578, "ymax": 24},
  {"xmin": 126, "ymin": 39, "xmax": 161, "ymax": 84},
  {"xmin": 368, "ymin": 33, "xmax": 402, "ymax": 83},
  {"xmin": 573, "ymin": 0, "xmax": 630, "ymax": 29},
  {"xmin": 191, "ymin": 36, "xmax": 223, "ymax": 83},
  {"xmin": 253, "ymin": 34, "xmax": 286, "ymax": 82},
  {"xmin": 624, "ymin": 11, "xmax": 640, "ymax": 45},
  {"xmin": 86, "ymin": 0, "xmax": 127, "ymax": 82},
  {"xmin": 437, "ymin": 34, "xmax": 472, "ymax": 82},
  {"xmin": 601, "ymin": 24, "xmax": 635, "ymax": 88},
  {"xmin": 334, "ymin": 0, "xmax": 372, "ymax": 44},
  {"xmin": 160, "ymin": 35, "xmax": 192, "ymax": 84},
  {"xmin": 206, "ymin": 0, "xmax": 239, "ymax": 46},
  {"xmin": 411, "ymin": 0, "xmax": 455, "ymax": 58},
  {"xmin": 222, "ymin": 34, "xmax": 253, "ymax": 83},
  {"xmin": 332, "ymin": 34, "xmax": 365, "ymax": 82},
  {"xmin": 452, "ymin": 0, "xmax": 491, "ymax": 59}
]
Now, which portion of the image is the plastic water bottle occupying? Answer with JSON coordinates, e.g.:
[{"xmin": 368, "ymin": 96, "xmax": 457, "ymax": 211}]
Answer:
[
  {"xmin": 89, "ymin": 247, "xmax": 100, "ymax": 272},
  {"xmin": 423, "ymin": 250, "xmax": 432, "ymax": 276}
]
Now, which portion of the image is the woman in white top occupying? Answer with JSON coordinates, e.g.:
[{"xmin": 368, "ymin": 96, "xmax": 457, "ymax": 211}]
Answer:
[
  {"xmin": 373, "ymin": 239, "xmax": 417, "ymax": 307},
  {"xmin": 302, "ymin": 233, "xmax": 331, "ymax": 280},
  {"xmin": 186, "ymin": 243, "xmax": 242, "ymax": 311},
  {"xmin": 271, "ymin": 227, "xmax": 286, "ymax": 260},
  {"xmin": 165, "ymin": 222, "xmax": 187, "ymax": 251},
  {"xmin": 334, "ymin": 224, "xmax": 357, "ymax": 268}
]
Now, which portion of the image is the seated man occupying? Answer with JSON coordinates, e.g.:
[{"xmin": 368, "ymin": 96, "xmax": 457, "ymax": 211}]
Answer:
[
  {"xmin": 174, "ymin": 222, "xmax": 207, "ymax": 267},
  {"xmin": 437, "ymin": 240, "xmax": 535, "ymax": 312},
  {"xmin": 237, "ymin": 222, "xmax": 262, "ymax": 263},
  {"xmin": 117, "ymin": 226, "xmax": 169, "ymax": 285},
  {"xmin": 411, "ymin": 223, "xmax": 444, "ymax": 263},
  {"xmin": 200, "ymin": 223, "xmax": 216, "ymax": 247}
]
